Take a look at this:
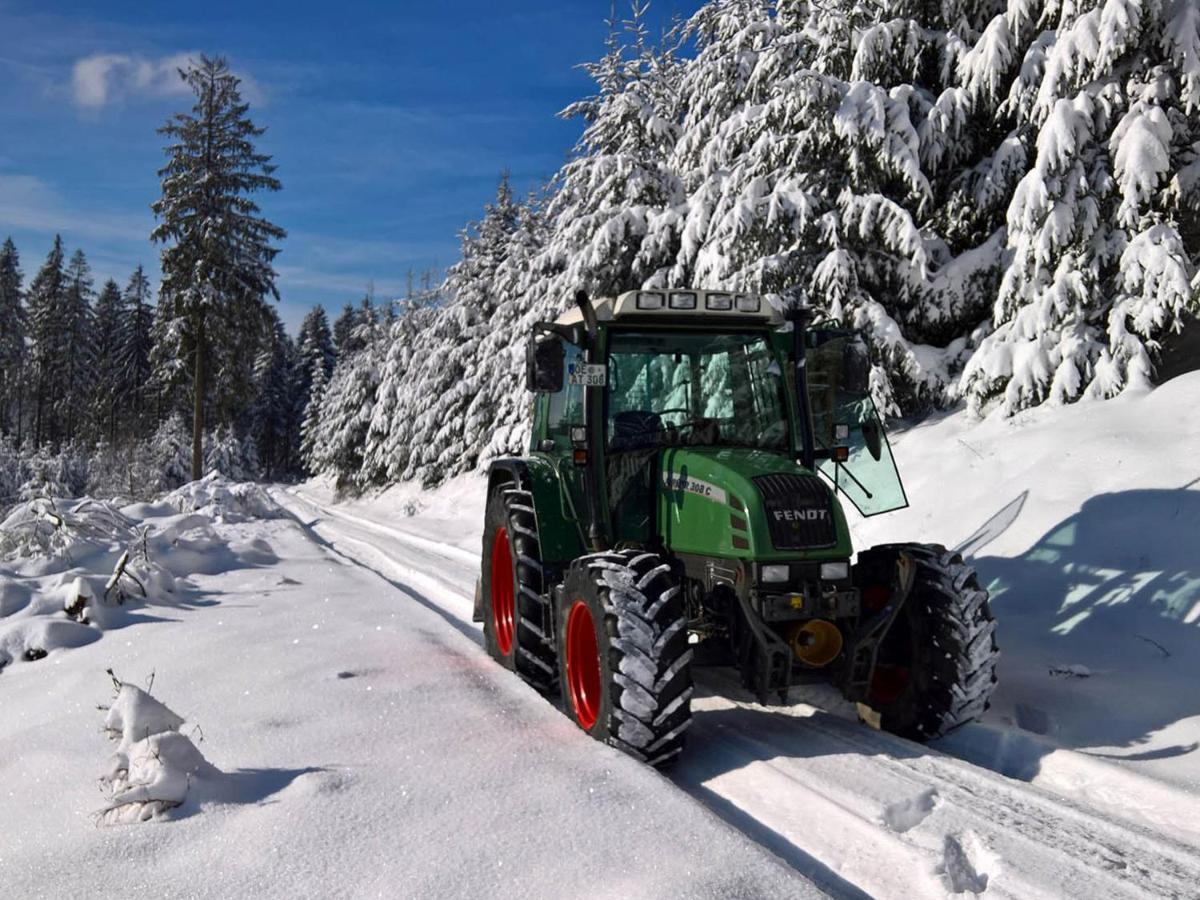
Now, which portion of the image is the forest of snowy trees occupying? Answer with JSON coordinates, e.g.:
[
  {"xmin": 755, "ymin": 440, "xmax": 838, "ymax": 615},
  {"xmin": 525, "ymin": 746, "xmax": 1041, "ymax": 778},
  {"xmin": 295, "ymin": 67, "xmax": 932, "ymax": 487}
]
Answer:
[
  {"xmin": 2, "ymin": 1, "xmax": 1197, "ymax": 503},
  {"xmin": 0, "ymin": 229, "xmax": 361, "ymax": 502},
  {"xmin": 304, "ymin": 0, "xmax": 1200, "ymax": 492}
]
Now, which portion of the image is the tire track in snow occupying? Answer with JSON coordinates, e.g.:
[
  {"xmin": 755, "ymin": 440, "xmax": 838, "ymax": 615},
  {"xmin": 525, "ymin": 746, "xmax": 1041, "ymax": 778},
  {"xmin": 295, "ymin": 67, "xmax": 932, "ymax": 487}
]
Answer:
[{"xmin": 273, "ymin": 487, "xmax": 1200, "ymax": 900}]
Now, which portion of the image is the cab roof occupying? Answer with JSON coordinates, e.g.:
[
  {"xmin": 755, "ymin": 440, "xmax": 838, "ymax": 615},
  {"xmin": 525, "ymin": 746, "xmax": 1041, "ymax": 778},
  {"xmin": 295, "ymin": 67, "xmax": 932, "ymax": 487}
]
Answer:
[{"xmin": 554, "ymin": 289, "xmax": 784, "ymax": 327}]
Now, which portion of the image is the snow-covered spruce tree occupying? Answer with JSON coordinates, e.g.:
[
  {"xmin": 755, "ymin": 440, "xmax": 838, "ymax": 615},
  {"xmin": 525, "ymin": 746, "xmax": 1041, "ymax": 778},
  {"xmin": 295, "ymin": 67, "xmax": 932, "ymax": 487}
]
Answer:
[
  {"xmin": 152, "ymin": 54, "xmax": 285, "ymax": 480},
  {"xmin": 25, "ymin": 236, "xmax": 68, "ymax": 447},
  {"xmin": 654, "ymin": 0, "xmax": 1014, "ymax": 414},
  {"xmin": 149, "ymin": 414, "xmax": 192, "ymax": 491},
  {"xmin": 203, "ymin": 425, "xmax": 257, "ymax": 481},
  {"xmin": 332, "ymin": 301, "xmax": 359, "ymax": 358},
  {"xmin": 0, "ymin": 237, "xmax": 25, "ymax": 440},
  {"xmin": 463, "ymin": 192, "xmax": 552, "ymax": 467},
  {"xmin": 250, "ymin": 309, "xmax": 300, "ymax": 479},
  {"xmin": 397, "ymin": 175, "xmax": 521, "ymax": 487},
  {"xmin": 299, "ymin": 354, "xmax": 328, "ymax": 474},
  {"xmin": 961, "ymin": 0, "xmax": 1200, "ymax": 413},
  {"xmin": 360, "ymin": 285, "xmax": 437, "ymax": 485},
  {"xmin": 91, "ymin": 279, "xmax": 127, "ymax": 443},
  {"xmin": 58, "ymin": 250, "xmax": 97, "ymax": 442},
  {"xmin": 119, "ymin": 265, "xmax": 155, "ymax": 434},
  {"xmin": 296, "ymin": 306, "xmax": 336, "ymax": 403},
  {"xmin": 309, "ymin": 312, "xmax": 384, "ymax": 492},
  {"xmin": 544, "ymin": 3, "xmax": 684, "ymax": 298}
]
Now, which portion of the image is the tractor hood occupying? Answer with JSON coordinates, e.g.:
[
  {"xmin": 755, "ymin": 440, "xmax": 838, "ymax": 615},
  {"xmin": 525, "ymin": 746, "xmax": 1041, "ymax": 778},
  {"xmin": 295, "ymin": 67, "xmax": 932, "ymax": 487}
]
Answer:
[{"xmin": 655, "ymin": 447, "xmax": 852, "ymax": 561}]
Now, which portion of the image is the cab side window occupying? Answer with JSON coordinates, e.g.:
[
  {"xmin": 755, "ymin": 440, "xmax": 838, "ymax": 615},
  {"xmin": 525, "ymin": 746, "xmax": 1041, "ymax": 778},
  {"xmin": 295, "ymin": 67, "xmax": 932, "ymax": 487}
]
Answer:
[{"xmin": 545, "ymin": 342, "xmax": 584, "ymax": 448}]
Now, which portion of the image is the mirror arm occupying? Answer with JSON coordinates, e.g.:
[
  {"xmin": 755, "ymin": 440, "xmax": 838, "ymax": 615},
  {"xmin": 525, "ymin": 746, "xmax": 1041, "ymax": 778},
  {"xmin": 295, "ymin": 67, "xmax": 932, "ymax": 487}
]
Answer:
[
  {"xmin": 573, "ymin": 289, "xmax": 609, "ymax": 552},
  {"xmin": 787, "ymin": 305, "xmax": 818, "ymax": 471}
]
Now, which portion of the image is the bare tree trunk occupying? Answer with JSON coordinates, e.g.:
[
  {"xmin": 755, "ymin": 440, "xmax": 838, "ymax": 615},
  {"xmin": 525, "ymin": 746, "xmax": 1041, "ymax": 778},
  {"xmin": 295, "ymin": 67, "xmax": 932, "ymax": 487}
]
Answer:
[{"xmin": 191, "ymin": 314, "xmax": 205, "ymax": 481}]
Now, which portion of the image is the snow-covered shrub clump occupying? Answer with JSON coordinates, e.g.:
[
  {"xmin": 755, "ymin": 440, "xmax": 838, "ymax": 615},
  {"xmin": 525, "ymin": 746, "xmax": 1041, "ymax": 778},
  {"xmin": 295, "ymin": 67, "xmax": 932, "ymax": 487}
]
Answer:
[
  {"xmin": 98, "ymin": 674, "xmax": 218, "ymax": 824},
  {"xmin": 0, "ymin": 476, "xmax": 281, "ymax": 674},
  {"xmin": 0, "ymin": 497, "xmax": 139, "ymax": 564},
  {"xmin": 164, "ymin": 472, "xmax": 282, "ymax": 522}
]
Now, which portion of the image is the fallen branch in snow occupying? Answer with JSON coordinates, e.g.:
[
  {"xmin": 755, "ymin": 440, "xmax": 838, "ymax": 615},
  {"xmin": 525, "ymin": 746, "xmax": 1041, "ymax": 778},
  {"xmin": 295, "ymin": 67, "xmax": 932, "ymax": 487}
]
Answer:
[
  {"xmin": 1049, "ymin": 664, "xmax": 1092, "ymax": 679},
  {"xmin": 1133, "ymin": 634, "xmax": 1171, "ymax": 659}
]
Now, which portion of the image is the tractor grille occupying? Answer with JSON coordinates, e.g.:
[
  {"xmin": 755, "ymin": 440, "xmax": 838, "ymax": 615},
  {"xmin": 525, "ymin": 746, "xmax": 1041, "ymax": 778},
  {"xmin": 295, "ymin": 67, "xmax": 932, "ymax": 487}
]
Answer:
[{"xmin": 753, "ymin": 474, "xmax": 837, "ymax": 550}]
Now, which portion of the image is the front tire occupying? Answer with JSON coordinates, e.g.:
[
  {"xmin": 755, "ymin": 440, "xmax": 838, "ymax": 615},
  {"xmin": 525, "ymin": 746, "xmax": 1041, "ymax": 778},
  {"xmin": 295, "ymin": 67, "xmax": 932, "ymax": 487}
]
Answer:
[
  {"xmin": 557, "ymin": 550, "xmax": 693, "ymax": 768},
  {"xmin": 858, "ymin": 544, "xmax": 999, "ymax": 741}
]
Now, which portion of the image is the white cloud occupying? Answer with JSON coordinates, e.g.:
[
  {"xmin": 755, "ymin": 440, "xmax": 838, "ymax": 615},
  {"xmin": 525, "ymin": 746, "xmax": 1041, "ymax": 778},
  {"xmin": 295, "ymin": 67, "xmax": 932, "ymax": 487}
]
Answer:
[
  {"xmin": 0, "ymin": 173, "xmax": 151, "ymax": 243},
  {"xmin": 70, "ymin": 52, "xmax": 265, "ymax": 109}
]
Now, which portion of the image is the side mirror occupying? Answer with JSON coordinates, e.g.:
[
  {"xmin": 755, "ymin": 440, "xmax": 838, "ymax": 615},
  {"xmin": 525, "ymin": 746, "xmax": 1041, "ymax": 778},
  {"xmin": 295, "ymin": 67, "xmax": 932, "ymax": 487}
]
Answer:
[
  {"xmin": 842, "ymin": 340, "xmax": 871, "ymax": 395},
  {"xmin": 526, "ymin": 335, "xmax": 564, "ymax": 393}
]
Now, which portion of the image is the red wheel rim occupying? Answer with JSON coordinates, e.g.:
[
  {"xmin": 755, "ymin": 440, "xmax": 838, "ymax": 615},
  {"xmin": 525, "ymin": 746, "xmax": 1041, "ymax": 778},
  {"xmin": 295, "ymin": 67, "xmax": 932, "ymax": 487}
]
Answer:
[
  {"xmin": 490, "ymin": 527, "xmax": 515, "ymax": 656},
  {"xmin": 869, "ymin": 664, "xmax": 910, "ymax": 706},
  {"xmin": 565, "ymin": 600, "xmax": 601, "ymax": 730}
]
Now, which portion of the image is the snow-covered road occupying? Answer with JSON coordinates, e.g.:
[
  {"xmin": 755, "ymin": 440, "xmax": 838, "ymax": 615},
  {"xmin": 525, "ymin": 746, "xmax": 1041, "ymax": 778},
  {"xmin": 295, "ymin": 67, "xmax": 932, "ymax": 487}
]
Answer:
[{"xmin": 275, "ymin": 484, "xmax": 1200, "ymax": 900}]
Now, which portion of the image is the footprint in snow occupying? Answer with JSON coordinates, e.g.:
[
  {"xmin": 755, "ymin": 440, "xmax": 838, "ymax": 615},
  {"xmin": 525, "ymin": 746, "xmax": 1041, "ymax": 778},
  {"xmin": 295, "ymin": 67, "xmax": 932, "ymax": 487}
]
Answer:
[
  {"xmin": 936, "ymin": 833, "xmax": 992, "ymax": 895},
  {"xmin": 882, "ymin": 787, "xmax": 938, "ymax": 833}
]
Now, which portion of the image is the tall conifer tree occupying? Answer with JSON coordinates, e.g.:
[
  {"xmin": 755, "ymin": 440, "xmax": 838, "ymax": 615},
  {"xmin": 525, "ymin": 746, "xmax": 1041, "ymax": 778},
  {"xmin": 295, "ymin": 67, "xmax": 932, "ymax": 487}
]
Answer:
[
  {"xmin": 120, "ymin": 265, "xmax": 155, "ymax": 431},
  {"xmin": 91, "ymin": 278, "xmax": 126, "ymax": 441},
  {"xmin": 26, "ymin": 236, "xmax": 67, "ymax": 446},
  {"xmin": 0, "ymin": 238, "xmax": 24, "ymax": 439},
  {"xmin": 151, "ymin": 54, "xmax": 285, "ymax": 479}
]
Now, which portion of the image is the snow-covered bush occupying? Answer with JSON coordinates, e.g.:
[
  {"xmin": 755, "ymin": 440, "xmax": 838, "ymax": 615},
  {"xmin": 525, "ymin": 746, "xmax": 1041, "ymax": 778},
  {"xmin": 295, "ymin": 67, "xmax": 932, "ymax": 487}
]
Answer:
[
  {"xmin": 98, "ymin": 674, "xmax": 217, "ymax": 824},
  {"xmin": 163, "ymin": 471, "xmax": 282, "ymax": 522}
]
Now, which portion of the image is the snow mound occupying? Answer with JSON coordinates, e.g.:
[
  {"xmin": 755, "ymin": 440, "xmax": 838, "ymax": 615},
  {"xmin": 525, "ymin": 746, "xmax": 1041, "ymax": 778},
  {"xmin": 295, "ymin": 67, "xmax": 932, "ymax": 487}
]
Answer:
[
  {"xmin": 99, "ymin": 677, "xmax": 218, "ymax": 825},
  {"xmin": 163, "ymin": 473, "xmax": 282, "ymax": 523}
]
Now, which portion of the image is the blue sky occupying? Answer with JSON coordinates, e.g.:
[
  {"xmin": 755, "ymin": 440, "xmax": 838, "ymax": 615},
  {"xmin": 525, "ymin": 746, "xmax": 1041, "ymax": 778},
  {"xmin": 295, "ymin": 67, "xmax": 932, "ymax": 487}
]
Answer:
[{"xmin": 0, "ymin": 0, "xmax": 699, "ymax": 331}]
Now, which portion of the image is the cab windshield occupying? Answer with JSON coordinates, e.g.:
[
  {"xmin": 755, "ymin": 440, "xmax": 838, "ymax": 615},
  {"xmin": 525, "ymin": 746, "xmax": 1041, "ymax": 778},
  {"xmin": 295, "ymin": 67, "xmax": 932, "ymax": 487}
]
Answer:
[{"xmin": 606, "ymin": 330, "xmax": 790, "ymax": 451}]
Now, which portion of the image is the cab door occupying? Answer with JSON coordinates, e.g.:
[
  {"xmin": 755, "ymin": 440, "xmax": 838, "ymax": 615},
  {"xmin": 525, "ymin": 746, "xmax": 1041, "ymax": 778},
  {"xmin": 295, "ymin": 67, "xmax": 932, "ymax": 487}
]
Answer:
[{"xmin": 805, "ymin": 329, "xmax": 908, "ymax": 516}]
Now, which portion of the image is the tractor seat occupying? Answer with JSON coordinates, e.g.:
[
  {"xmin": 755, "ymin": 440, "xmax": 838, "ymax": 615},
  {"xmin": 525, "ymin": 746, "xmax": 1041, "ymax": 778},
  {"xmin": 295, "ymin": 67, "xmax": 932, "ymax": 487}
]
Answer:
[{"xmin": 611, "ymin": 410, "xmax": 664, "ymax": 451}]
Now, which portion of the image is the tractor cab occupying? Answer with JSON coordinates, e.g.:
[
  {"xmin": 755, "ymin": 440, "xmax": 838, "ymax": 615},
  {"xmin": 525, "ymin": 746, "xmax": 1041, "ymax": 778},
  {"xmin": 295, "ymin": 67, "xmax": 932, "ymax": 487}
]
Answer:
[
  {"xmin": 527, "ymin": 289, "xmax": 907, "ymax": 549},
  {"xmin": 478, "ymin": 289, "xmax": 998, "ymax": 767}
]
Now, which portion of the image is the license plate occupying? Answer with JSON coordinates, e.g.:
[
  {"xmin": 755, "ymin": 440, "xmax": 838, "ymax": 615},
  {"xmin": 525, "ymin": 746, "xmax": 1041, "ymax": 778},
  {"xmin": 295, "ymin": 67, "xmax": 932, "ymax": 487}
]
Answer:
[{"xmin": 567, "ymin": 363, "xmax": 606, "ymax": 387}]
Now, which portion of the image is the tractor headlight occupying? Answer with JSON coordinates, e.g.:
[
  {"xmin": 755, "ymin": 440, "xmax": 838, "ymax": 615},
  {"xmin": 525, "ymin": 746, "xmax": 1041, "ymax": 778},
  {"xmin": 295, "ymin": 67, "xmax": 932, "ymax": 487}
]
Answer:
[
  {"xmin": 669, "ymin": 291, "xmax": 698, "ymax": 310},
  {"xmin": 706, "ymin": 292, "xmax": 733, "ymax": 311},
  {"xmin": 820, "ymin": 561, "xmax": 849, "ymax": 581},
  {"xmin": 735, "ymin": 294, "xmax": 760, "ymax": 312},
  {"xmin": 635, "ymin": 291, "xmax": 665, "ymax": 310},
  {"xmin": 761, "ymin": 564, "xmax": 790, "ymax": 583}
]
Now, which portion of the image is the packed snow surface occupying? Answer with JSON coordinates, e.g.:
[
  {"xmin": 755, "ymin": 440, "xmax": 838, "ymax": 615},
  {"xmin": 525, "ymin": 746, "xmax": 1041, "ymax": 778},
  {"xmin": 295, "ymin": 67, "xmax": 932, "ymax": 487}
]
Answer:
[
  {"xmin": 5, "ymin": 377, "xmax": 1200, "ymax": 898},
  {"xmin": 0, "ymin": 479, "xmax": 809, "ymax": 898},
  {"xmin": 277, "ymin": 373, "xmax": 1200, "ymax": 898}
]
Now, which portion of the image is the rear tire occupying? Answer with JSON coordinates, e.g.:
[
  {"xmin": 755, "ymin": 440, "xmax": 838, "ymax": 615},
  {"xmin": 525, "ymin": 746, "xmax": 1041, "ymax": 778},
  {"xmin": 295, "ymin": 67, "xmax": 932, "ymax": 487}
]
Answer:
[
  {"xmin": 858, "ymin": 544, "xmax": 999, "ymax": 741},
  {"xmin": 480, "ymin": 486, "xmax": 557, "ymax": 692},
  {"xmin": 557, "ymin": 550, "xmax": 693, "ymax": 768}
]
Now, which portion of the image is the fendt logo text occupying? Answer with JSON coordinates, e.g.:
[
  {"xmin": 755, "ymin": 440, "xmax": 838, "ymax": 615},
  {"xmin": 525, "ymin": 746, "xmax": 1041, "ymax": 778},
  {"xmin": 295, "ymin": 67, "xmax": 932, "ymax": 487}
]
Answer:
[{"xmin": 773, "ymin": 508, "xmax": 828, "ymax": 522}]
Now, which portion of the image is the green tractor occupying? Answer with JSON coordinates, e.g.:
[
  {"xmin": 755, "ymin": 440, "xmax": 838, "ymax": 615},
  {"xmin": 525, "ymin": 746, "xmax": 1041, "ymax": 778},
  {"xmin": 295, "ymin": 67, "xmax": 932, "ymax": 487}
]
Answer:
[{"xmin": 476, "ymin": 289, "xmax": 998, "ymax": 767}]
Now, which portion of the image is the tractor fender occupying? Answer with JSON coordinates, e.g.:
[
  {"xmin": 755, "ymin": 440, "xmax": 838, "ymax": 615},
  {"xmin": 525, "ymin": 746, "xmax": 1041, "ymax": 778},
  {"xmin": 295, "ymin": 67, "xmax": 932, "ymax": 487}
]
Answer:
[
  {"xmin": 841, "ymin": 548, "xmax": 918, "ymax": 701},
  {"xmin": 484, "ymin": 456, "xmax": 587, "ymax": 575}
]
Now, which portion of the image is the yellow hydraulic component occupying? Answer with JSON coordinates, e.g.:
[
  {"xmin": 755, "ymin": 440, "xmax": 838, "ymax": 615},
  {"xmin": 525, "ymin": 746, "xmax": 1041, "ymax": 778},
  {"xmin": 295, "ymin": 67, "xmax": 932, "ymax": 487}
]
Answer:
[{"xmin": 786, "ymin": 619, "xmax": 844, "ymax": 668}]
